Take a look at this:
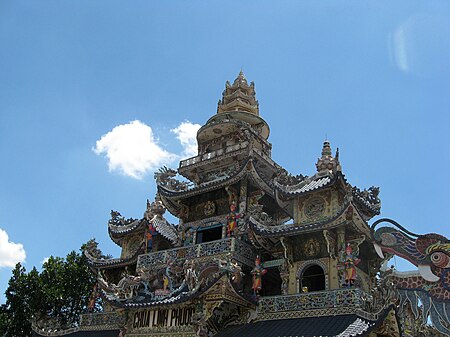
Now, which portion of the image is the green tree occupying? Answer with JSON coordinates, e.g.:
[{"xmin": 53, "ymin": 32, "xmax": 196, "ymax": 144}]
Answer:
[
  {"xmin": 1, "ymin": 263, "xmax": 40, "ymax": 336},
  {"xmin": 0, "ymin": 246, "xmax": 99, "ymax": 337}
]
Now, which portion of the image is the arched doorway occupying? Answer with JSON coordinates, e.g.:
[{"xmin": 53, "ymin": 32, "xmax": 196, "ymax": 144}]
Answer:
[{"xmin": 300, "ymin": 264, "xmax": 325, "ymax": 292}]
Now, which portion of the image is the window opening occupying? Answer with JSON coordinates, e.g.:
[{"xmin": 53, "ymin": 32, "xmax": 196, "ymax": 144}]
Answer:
[
  {"xmin": 196, "ymin": 225, "xmax": 223, "ymax": 244},
  {"xmin": 300, "ymin": 264, "xmax": 325, "ymax": 292}
]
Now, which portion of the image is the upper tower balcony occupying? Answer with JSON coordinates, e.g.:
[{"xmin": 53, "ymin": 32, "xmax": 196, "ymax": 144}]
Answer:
[{"xmin": 179, "ymin": 71, "xmax": 273, "ymax": 181}]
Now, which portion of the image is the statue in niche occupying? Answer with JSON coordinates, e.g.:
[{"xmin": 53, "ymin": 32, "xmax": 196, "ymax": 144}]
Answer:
[
  {"xmin": 182, "ymin": 227, "xmax": 194, "ymax": 246},
  {"xmin": 146, "ymin": 221, "xmax": 156, "ymax": 252},
  {"xmin": 226, "ymin": 202, "xmax": 241, "ymax": 237},
  {"xmin": 251, "ymin": 256, "xmax": 267, "ymax": 296},
  {"xmin": 338, "ymin": 243, "xmax": 361, "ymax": 287}
]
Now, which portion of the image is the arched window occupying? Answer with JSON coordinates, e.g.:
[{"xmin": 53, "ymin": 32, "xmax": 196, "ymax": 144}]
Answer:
[{"xmin": 300, "ymin": 264, "xmax": 325, "ymax": 292}]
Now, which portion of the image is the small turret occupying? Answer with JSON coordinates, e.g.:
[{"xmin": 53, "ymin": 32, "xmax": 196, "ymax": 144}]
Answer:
[{"xmin": 316, "ymin": 141, "xmax": 341, "ymax": 173}]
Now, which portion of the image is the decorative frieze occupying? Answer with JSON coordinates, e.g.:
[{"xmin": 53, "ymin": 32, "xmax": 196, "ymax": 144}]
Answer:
[{"xmin": 80, "ymin": 311, "xmax": 126, "ymax": 329}]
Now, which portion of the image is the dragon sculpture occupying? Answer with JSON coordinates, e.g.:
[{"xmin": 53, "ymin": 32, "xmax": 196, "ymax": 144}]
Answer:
[
  {"xmin": 372, "ymin": 218, "xmax": 450, "ymax": 336},
  {"xmin": 154, "ymin": 166, "xmax": 191, "ymax": 191}
]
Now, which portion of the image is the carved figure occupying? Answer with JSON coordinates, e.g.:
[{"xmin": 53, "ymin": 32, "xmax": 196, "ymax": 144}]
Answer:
[
  {"xmin": 251, "ymin": 256, "xmax": 267, "ymax": 295},
  {"xmin": 182, "ymin": 227, "xmax": 194, "ymax": 246},
  {"xmin": 225, "ymin": 185, "xmax": 238, "ymax": 205},
  {"xmin": 226, "ymin": 202, "xmax": 241, "ymax": 237},
  {"xmin": 352, "ymin": 186, "xmax": 381, "ymax": 209},
  {"xmin": 184, "ymin": 261, "xmax": 198, "ymax": 292},
  {"xmin": 248, "ymin": 190, "xmax": 264, "ymax": 207},
  {"xmin": 98, "ymin": 271, "xmax": 141, "ymax": 301},
  {"xmin": 109, "ymin": 210, "xmax": 135, "ymax": 226},
  {"xmin": 146, "ymin": 222, "xmax": 156, "ymax": 251},
  {"xmin": 203, "ymin": 200, "xmax": 216, "ymax": 216},
  {"xmin": 87, "ymin": 283, "xmax": 99, "ymax": 312},
  {"xmin": 84, "ymin": 239, "xmax": 111, "ymax": 260},
  {"xmin": 163, "ymin": 274, "xmax": 170, "ymax": 292},
  {"xmin": 338, "ymin": 243, "xmax": 361, "ymax": 287}
]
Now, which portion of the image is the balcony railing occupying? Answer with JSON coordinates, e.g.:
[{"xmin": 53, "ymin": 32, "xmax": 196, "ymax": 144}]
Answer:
[
  {"xmin": 258, "ymin": 288, "xmax": 368, "ymax": 319},
  {"xmin": 179, "ymin": 141, "xmax": 249, "ymax": 168},
  {"xmin": 137, "ymin": 237, "xmax": 256, "ymax": 269}
]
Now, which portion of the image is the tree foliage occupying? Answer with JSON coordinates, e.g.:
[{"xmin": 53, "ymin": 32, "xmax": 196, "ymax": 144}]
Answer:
[{"xmin": 0, "ymin": 246, "xmax": 99, "ymax": 337}]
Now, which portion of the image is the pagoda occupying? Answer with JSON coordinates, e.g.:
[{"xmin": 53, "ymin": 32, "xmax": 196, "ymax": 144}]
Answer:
[{"xmin": 33, "ymin": 72, "xmax": 450, "ymax": 337}]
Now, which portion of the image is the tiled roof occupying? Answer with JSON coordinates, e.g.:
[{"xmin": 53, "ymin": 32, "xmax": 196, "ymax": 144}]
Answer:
[
  {"xmin": 276, "ymin": 175, "xmax": 331, "ymax": 194},
  {"xmin": 249, "ymin": 203, "xmax": 349, "ymax": 237},
  {"xmin": 214, "ymin": 315, "xmax": 374, "ymax": 337},
  {"xmin": 336, "ymin": 318, "xmax": 372, "ymax": 337},
  {"xmin": 151, "ymin": 216, "xmax": 178, "ymax": 244}
]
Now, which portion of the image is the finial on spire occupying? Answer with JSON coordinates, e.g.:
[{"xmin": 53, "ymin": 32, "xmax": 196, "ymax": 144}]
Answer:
[{"xmin": 235, "ymin": 69, "xmax": 246, "ymax": 83}]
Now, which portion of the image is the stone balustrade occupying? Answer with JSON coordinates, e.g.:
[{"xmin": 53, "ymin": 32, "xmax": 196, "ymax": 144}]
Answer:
[{"xmin": 179, "ymin": 141, "xmax": 249, "ymax": 168}]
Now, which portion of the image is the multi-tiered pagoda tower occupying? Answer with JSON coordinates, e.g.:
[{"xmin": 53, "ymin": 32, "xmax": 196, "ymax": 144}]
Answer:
[{"xmin": 33, "ymin": 72, "xmax": 450, "ymax": 337}]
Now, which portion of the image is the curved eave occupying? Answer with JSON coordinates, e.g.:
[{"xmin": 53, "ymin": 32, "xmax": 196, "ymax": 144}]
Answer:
[
  {"xmin": 246, "ymin": 157, "xmax": 276, "ymax": 198},
  {"xmin": 217, "ymin": 101, "xmax": 259, "ymax": 114},
  {"xmin": 275, "ymin": 171, "xmax": 347, "ymax": 199},
  {"xmin": 84, "ymin": 243, "xmax": 145, "ymax": 269},
  {"xmin": 108, "ymin": 219, "xmax": 146, "ymax": 246},
  {"xmin": 159, "ymin": 193, "xmax": 183, "ymax": 217},
  {"xmin": 222, "ymin": 89, "xmax": 257, "ymax": 103},
  {"xmin": 159, "ymin": 158, "xmax": 276, "ymax": 205},
  {"xmin": 158, "ymin": 158, "xmax": 251, "ymax": 200},
  {"xmin": 106, "ymin": 274, "xmax": 256, "ymax": 310},
  {"xmin": 249, "ymin": 202, "xmax": 351, "ymax": 237}
]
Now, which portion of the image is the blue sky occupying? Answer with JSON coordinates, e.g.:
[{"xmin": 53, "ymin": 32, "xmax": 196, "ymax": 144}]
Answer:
[{"xmin": 1, "ymin": 1, "xmax": 449, "ymax": 302}]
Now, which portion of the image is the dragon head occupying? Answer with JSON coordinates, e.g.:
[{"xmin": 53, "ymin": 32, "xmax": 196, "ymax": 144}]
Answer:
[{"xmin": 372, "ymin": 218, "xmax": 450, "ymax": 283}]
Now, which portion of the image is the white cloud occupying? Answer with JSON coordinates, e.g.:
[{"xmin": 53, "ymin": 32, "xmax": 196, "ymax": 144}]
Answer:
[
  {"xmin": 0, "ymin": 228, "xmax": 26, "ymax": 268},
  {"xmin": 171, "ymin": 121, "xmax": 201, "ymax": 158},
  {"xmin": 41, "ymin": 257, "xmax": 50, "ymax": 265},
  {"xmin": 392, "ymin": 25, "xmax": 410, "ymax": 73},
  {"xmin": 93, "ymin": 120, "xmax": 177, "ymax": 179}
]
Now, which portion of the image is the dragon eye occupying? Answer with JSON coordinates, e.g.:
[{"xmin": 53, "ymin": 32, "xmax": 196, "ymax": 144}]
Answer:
[{"xmin": 431, "ymin": 252, "xmax": 450, "ymax": 269}]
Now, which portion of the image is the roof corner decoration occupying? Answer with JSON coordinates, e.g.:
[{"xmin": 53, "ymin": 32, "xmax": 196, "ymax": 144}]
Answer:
[{"xmin": 352, "ymin": 185, "xmax": 381, "ymax": 217}]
